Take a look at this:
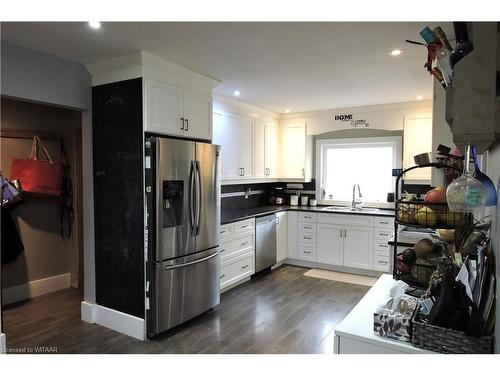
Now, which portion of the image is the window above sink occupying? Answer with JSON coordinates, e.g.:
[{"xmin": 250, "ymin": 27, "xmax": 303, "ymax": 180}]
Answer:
[{"xmin": 316, "ymin": 136, "xmax": 402, "ymax": 209}]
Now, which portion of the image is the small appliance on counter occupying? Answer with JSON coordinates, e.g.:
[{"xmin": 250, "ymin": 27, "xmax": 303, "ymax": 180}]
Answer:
[
  {"xmin": 275, "ymin": 187, "xmax": 284, "ymax": 205},
  {"xmin": 290, "ymin": 194, "xmax": 299, "ymax": 206}
]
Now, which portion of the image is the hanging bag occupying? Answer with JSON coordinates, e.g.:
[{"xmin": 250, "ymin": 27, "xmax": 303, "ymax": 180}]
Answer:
[{"xmin": 10, "ymin": 135, "xmax": 64, "ymax": 196}]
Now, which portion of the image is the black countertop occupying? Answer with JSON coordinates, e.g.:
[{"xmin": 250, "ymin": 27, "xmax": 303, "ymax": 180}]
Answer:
[{"xmin": 221, "ymin": 205, "xmax": 395, "ymax": 225}]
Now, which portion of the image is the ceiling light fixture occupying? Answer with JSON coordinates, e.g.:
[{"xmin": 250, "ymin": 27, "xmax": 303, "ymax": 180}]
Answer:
[
  {"xmin": 88, "ymin": 21, "xmax": 101, "ymax": 29},
  {"xmin": 416, "ymin": 95, "xmax": 423, "ymax": 100},
  {"xmin": 388, "ymin": 49, "xmax": 403, "ymax": 56},
  {"xmin": 233, "ymin": 90, "xmax": 241, "ymax": 97},
  {"xmin": 285, "ymin": 109, "xmax": 291, "ymax": 113}
]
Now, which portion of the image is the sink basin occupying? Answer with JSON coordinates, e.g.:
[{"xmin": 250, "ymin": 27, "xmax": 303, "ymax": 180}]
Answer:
[{"xmin": 321, "ymin": 206, "xmax": 380, "ymax": 213}]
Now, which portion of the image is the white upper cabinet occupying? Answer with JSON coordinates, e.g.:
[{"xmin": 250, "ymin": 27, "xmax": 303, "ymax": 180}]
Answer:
[
  {"xmin": 403, "ymin": 116, "xmax": 432, "ymax": 184},
  {"xmin": 145, "ymin": 78, "xmax": 212, "ymax": 140},
  {"xmin": 237, "ymin": 115, "xmax": 254, "ymax": 178},
  {"xmin": 281, "ymin": 122, "xmax": 312, "ymax": 181},
  {"xmin": 264, "ymin": 122, "xmax": 280, "ymax": 178},
  {"xmin": 183, "ymin": 90, "xmax": 212, "ymax": 140},
  {"xmin": 254, "ymin": 120, "xmax": 266, "ymax": 178},
  {"xmin": 145, "ymin": 79, "xmax": 184, "ymax": 136}
]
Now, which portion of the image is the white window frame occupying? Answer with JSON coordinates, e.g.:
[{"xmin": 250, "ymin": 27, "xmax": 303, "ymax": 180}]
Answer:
[{"xmin": 316, "ymin": 136, "xmax": 402, "ymax": 208}]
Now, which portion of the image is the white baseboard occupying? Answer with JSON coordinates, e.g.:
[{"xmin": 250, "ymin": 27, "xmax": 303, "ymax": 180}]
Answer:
[
  {"xmin": 1, "ymin": 273, "xmax": 71, "ymax": 305},
  {"xmin": 0, "ymin": 333, "xmax": 5, "ymax": 354},
  {"xmin": 80, "ymin": 301, "xmax": 145, "ymax": 341}
]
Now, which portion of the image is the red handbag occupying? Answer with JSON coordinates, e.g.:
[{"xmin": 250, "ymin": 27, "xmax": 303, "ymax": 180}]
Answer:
[{"xmin": 10, "ymin": 136, "xmax": 64, "ymax": 197}]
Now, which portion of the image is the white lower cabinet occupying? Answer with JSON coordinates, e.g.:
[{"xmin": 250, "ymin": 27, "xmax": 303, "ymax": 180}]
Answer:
[
  {"xmin": 219, "ymin": 218, "xmax": 255, "ymax": 290},
  {"xmin": 276, "ymin": 212, "xmax": 288, "ymax": 262},
  {"xmin": 342, "ymin": 226, "xmax": 374, "ymax": 270},
  {"xmin": 316, "ymin": 223, "xmax": 344, "ymax": 266},
  {"xmin": 287, "ymin": 211, "xmax": 298, "ymax": 259}
]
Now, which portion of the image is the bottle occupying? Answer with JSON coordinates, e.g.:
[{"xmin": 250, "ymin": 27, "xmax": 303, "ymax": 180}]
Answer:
[
  {"xmin": 420, "ymin": 27, "xmax": 453, "ymax": 85},
  {"xmin": 433, "ymin": 26, "xmax": 453, "ymax": 51},
  {"xmin": 450, "ymin": 22, "xmax": 473, "ymax": 67},
  {"xmin": 431, "ymin": 67, "xmax": 447, "ymax": 88}
]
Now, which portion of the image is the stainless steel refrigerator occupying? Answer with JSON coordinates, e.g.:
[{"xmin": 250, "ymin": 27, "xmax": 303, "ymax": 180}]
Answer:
[{"xmin": 145, "ymin": 136, "xmax": 220, "ymax": 336}]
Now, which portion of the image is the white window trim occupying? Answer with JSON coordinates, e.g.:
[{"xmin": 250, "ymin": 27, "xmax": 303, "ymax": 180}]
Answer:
[{"xmin": 315, "ymin": 136, "xmax": 402, "ymax": 208}]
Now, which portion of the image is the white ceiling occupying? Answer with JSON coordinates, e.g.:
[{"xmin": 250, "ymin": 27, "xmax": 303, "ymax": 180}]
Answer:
[{"xmin": 1, "ymin": 22, "xmax": 453, "ymax": 113}]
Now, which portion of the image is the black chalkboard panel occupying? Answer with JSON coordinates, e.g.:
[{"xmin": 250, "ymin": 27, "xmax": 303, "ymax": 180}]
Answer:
[{"xmin": 92, "ymin": 78, "xmax": 144, "ymax": 318}]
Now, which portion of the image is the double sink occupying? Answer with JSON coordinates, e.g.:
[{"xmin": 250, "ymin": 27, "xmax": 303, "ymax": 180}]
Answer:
[{"xmin": 321, "ymin": 206, "xmax": 380, "ymax": 213}]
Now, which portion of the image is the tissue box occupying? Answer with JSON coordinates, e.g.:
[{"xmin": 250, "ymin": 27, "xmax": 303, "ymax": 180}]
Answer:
[{"xmin": 373, "ymin": 295, "xmax": 418, "ymax": 342}]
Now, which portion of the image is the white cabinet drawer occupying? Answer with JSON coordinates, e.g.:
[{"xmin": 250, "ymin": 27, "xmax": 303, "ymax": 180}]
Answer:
[
  {"xmin": 220, "ymin": 251, "xmax": 255, "ymax": 289},
  {"xmin": 374, "ymin": 229, "xmax": 393, "ymax": 241},
  {"xmin": 374, "ymin": 241, "xmax": 391, "ymax": 255},
  {"xmin": 298, "ymin": 222, "xmax": 316, "ymax": 232},
  {"xmin": 373, "ymin": 252, "xmax": 390, "ymax": 272},
  {"xmin": 220, "ymin": 233, "xmax": 254, "ymax": 260},
  {"xmin": 298, "ymin": 242, "xmax": 316, "ymax": 261},
  {"xmin": 374, "ymin": 217, "xmax": 395, "ymax": 229},
  {"xmin": 317, "ymin": 213, "xmax": 374, "ymax": 227},
  {"xmin": 234, "ymin": 218, "xmax": 255, "ymax": 234},
  {"xmin": 298, "ymin": 231, "xmax": 316, "ymax": 243},
  {"xmin": 298, "ymin": 212, "xmax": 317, "ymax": 222},
  {"xmin": 220, "ymin": 223, "xmax": 234, "ymax": 238}
]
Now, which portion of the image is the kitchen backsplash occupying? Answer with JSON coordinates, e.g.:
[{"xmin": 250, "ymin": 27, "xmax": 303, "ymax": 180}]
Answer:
[{"xmin": 221, "ymin": 180, "xmax": 316, "ymax": 213}]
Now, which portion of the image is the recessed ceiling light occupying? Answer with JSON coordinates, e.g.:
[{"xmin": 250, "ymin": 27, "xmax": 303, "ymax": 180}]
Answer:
[
  {"xmin": 416, "ymin": 95, "xmax": 423, "ymax": 100},
  {"xmin": 88, "ymin": 21, "xmax": 101, "ymax": 29},
  {"xmin": 233, "ymin": 90, "xmax": 240, "ymax": 97},
  {"xmin": 285, "ymin": 109, "xmax": 290, "ymax": 113},
  {"xmin": 388, "ymin": 49, "xmax": 403, "ymax": 56}
]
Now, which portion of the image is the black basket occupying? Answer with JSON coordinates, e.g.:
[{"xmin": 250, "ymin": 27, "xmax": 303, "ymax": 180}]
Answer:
[
  {"xmin": 396, "ymin": 200, "xmax": 464, "ymax": 229},
  {"xmin": 395, "ymin": 261, "xmax": 436, "ymax": 289},
  {"xmin": 410, "ymin": 302, "xmax": 494, "ymax": 354}
]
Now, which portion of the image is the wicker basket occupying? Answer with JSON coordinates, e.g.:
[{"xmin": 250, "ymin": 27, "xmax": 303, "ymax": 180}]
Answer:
[{"xmin": 410, "ymin": 304, "xmax": 494, "ymax": 354}]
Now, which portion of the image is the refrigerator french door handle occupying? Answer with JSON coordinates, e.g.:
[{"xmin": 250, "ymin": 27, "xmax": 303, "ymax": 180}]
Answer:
[
  {"xmin": 163, "ymin": 251, "xmax": 218, "ymax": 271},
  {"xmin": 195, "ymin": 160, "xmax": 202, "ymax": 235},
  {"xmin": 189, "ymin": 161, "xmax": 196, "ymax": 234}
]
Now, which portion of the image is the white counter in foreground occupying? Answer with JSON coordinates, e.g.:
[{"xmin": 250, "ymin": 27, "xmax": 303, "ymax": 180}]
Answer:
[{"xmin": 333, "ymin": 274, "xmax": 432, "ymax": 354}]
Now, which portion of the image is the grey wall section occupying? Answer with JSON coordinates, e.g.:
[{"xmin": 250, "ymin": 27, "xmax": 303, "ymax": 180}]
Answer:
[
  {"xmin": 1, "ymin": 41, "xmax": 90, "ymax": 110},
  {"xmin": 1, "ymin": 98, "xmax": 81, "ymax": 289},
  {"xmin": 312, "ymin": 128, "xmax": 404, "ymax": 178}
]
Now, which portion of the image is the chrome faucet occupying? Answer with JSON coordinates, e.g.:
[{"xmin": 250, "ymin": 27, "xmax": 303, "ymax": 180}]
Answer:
[{"xmin": 352, "ymin": 184, "xmax": 362, "ymax": 208}]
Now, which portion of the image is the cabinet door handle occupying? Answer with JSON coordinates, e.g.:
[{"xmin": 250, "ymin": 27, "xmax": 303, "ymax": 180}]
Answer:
[
  {"xmin": 303, "ymin": 251, "xmax": 312, "ymax": 254},
  {"xmin": 304, "ymin": 216, "xmax": 312, "ymax": 219},
  {"xmin": 379, "ymin": 233, "xmax": 389, "ymax": 237},
  {"xmin": 242, "ymin": 168, "xmax": 245, "ymax": 176},
  {"xmin": 303, "ymin": 236, "xmax": 312, "ymax": 240},
  {"xmin": 277, "ymin": 217, "xmax": 280, "ymax": 225},
  {"xmin": 241, "ymin": 264, "xmax": 249, "ymax": 269},
  {"xmin": 302, "ymin": 168, "xmax": 305, "ymax": 177},
  {"xmin": 220, "ymin": 274, "xmax": 226, "ymax": 279},
  {"xmin": 340, "ymin": 229, "xmax": 343, "ymax": 238},
  {"xmin": 379, "ymin": 244, "xmax": 388, "ymax": 248},
  {"xmin": 180, "ymin": 117, "xmax": 185, "ymax": 130},
  {"xmin": 220, "ymin": 249, "xmax": 226, "ymax": 253},
  {"xmin": 378, "ymin": 260, "xmax": 388, "ymax": 265},
  {"xmin": 304, "ymin": 226, "xmax": 312, "ymax": 229},
  {"xmin": 379, "ymin": 221, "xmax": 389, "ymax": 225},
  {"xmin": 95, "ymin": 171, "xmax": 106, "ymax": 177},
  {"xmin": 240, "ymin": 241, "xmax": 249, "ymax": 246},
  {"xmin": 344, "ymin": 229, "xmax": 347, "ymax": 237},
  {"xmin": 185, "ymin": 118, "xmax": 189, "ymax": 131}
]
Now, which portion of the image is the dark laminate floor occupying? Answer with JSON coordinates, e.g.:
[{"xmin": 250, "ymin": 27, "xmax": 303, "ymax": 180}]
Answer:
[{"xmin": 3, "ymin": 265, "xmax": 370, "ymax": 354}]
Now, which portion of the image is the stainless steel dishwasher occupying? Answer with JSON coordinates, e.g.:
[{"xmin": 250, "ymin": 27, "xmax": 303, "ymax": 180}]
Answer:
[{"xmin": 255, "ymin": 214, "xmax": 277, "ymax": 272}]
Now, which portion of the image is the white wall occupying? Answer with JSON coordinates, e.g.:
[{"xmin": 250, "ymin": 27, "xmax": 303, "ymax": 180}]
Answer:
[
  {"xmin": 280, "ymin": 100, "xmax": 432, "ymax": 134},
  {"xmin": 0, "ymin": 42, "xmax": 95, "ymax": 337}
]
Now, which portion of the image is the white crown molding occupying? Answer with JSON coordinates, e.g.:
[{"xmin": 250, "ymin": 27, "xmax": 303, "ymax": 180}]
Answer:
[{"xmin": 213, "ymin": 93, "xmax": 279, "ymax": 121}]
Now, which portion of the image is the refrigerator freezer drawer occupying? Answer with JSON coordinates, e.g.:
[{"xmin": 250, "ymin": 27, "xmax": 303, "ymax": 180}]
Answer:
[{"xmin": 152, "ymin": 247, "xmax": 220, "ymax": 334}]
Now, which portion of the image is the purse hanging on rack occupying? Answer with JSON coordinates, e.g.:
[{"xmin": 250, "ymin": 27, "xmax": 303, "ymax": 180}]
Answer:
[{"xmin": 10, "ymin": 135, "xmax": 64, "ymax": 196}]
